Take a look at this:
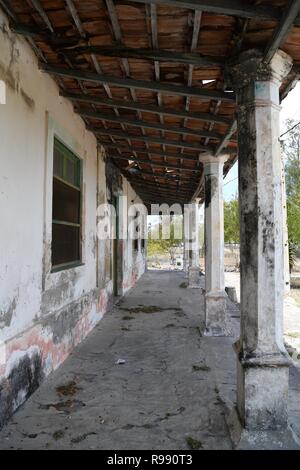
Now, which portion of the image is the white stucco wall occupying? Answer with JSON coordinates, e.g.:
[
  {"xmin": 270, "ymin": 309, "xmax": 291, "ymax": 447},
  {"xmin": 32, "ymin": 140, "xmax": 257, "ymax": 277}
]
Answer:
[{"xmin": 0, "ymin": 9, "xmax": 146, "ymax": 426}]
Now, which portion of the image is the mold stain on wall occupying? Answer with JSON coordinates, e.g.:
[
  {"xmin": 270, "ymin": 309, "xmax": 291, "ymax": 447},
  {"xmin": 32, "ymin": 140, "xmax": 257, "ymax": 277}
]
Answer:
[
  {"xmin": 0, "ymin": 287, "xmax": 109, "ymax": 429},
  {"xmin": 0, "ymin": 297, "xmax": 17, "ymax": 329}
]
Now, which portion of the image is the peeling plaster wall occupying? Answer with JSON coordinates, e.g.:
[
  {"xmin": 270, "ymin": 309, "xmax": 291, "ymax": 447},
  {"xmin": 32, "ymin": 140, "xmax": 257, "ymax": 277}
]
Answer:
[
  {"xmin": 122, "ymin": 178, "xmax": 146, "ymax": 294},
  {"xmin": 0, "ymin": 10, "xmax": 146, "ymax": 428}
]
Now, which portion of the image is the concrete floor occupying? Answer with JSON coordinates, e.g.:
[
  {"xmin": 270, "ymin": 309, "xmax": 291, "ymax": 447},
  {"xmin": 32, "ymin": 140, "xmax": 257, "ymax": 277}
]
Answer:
[{"xmin": 0, "ymin": 270, "xmax": 299, "ymax": 450}]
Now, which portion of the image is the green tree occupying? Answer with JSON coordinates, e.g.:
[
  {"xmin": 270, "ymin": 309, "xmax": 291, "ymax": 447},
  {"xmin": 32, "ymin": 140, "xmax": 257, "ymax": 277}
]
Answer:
[
  {"xmin": 282, "ymin": 118, "xmax": 300, "ymax": 164},
  {"xmin": 224, "ymin": 196, "xmax": 240, "ymax": 244},
  {"xmin": 148, "ymin": 215, "xmax": 183, "ymax": 265},
  {"xmin": 286, "ymin": 196, "xmax": 300, "ymax": 246},
  {"xmin": 282, "ymin": 119, "xmax": 300, "ymax": 248}
]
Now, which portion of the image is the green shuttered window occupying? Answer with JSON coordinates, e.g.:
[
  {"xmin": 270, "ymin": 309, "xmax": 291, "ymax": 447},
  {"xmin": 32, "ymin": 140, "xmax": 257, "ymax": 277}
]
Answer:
[{"xmin": 52, "ymin": 138, "xmax": 82, "ymax": 271}]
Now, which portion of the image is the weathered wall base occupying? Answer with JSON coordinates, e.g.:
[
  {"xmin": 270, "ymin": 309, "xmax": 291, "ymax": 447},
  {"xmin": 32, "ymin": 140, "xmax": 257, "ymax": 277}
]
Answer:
[{"xmin": 0, "ymin": 287, "xmax": 110, "ymax": 428}]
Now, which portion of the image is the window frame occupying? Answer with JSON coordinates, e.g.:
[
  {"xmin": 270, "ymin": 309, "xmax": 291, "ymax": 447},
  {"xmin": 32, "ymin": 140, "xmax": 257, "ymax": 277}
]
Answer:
[
  {"xmin": 51, "ymin": 137, "xmax": 83, "ymax": 273},
  {"xmin": 133, "ymin": 210, "xmax": 140, "ymax": 252},
  {"xmin": 133, "ymin": 238, "xmax": 139, "ymax": 252}
]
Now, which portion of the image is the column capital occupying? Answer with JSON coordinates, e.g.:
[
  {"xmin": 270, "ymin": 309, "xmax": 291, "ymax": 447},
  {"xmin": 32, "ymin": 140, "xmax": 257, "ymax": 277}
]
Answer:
[
  {"xmin": 201, "ymin": 154, "xmax": 228, "ymax": 175},
  {"xmin": 201, "ymin": 154, "xmax": 228, "ymax": 164},
  {"xmin": 226, "ymin": 49, "xmax": 293, "ymax": 90}
]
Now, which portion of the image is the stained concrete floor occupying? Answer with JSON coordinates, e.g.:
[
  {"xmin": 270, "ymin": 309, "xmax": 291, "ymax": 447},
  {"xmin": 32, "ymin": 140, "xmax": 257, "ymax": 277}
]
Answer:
[{"xmin": 0, "ymin": 270, "xmax": 300, "ymax": 450}]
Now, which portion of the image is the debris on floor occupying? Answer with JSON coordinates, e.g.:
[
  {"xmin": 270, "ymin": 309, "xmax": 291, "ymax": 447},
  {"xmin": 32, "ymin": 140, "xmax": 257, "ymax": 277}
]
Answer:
[
  {"xmin": 115, "ymin": 359, "xmax": 126, "ymax": 365},
  {"xmin": 56, "ymin": 381, "xmax": 79, "ymax": 397},
  {"xmin": 192, "ymin": 364, "xmax": 211, "ymax": 372},
  {"xmin": 186, "ymin": 436, "xmax": 202, "ymax": 450}
]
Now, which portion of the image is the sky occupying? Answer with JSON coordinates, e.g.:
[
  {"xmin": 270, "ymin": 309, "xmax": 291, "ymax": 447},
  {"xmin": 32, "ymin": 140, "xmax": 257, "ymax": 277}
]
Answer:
[{"xmin": 223, "ymin": 81, "xmax": 300, "ymax": 201}]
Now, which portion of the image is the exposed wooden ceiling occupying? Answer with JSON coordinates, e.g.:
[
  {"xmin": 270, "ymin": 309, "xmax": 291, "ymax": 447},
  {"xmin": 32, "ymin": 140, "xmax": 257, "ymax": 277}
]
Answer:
[{"xmin": 2, "ymin": 0, "xmax": 300, "ymax": 205}]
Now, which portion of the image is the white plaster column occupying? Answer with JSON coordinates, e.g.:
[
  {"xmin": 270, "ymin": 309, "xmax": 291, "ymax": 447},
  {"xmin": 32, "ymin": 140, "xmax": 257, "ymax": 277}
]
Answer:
[
  {"xmin": 229, "ymin": 49, "xmax": 294, "ymax": 436},
  {"xmin": 183, "ymin": 214, "xmax": 190, "ymax": 276},
  {"xmin": 202, "ymin": 154, "xmax": 228, "ymax": 335},
  {"xmin": 281, "ymin": 154, "xmax": 290, "ymax": 295},
  {"xmin": 188, "ymin": 200, "xmax": 200, "ymax": 288}
]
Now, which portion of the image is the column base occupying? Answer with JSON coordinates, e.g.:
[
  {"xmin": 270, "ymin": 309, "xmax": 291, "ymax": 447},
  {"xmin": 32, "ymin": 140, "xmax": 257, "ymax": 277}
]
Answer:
[
  {"xmin": 235, "ymin": 341, "xmax": 291, "ymax": 431},
  {"xmin": 188, "ymin": 266, "xmax": 200, "ymax": 288},
  {"xmin": 204, "ymin": 291, "xmax": 231, "ymax": 336},
  {"xmin": 226, "ymin": 406, "xmax": 300, "ymax": 450}
]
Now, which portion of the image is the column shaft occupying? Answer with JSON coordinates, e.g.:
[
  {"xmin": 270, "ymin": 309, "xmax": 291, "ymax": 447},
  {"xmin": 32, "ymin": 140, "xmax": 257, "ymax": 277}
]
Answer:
[
  {"xmin": 202, "ymin": 155, "xmax": 228, "ymax": 335},
  {"xmin": 188, "ymin": 201, "xmax": 200, "ymax": 288},
  {"xmin": 183, "ymin": 215, "xmax": 190, "ymax": 276},
  {"xmin": 229, "ymin": 49, "xmax": 293, "ymax": 431},
  {"xmin": 281, "ymin": 155, "xmax": 290, "ymax": 295}
]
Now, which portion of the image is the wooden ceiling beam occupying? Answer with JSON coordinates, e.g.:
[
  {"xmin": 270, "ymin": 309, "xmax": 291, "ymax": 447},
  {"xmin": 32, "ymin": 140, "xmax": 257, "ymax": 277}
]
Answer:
[
  {"xmin": 79, "ymin": 109, "xmax": 223, "ymax": 140},
  {"xmin": 132, "ymin": 180, "xmax": 191, "ymax": 191},
  {"xmin": 29, "ymin": 0, "xmax": 54, "ymax": 33},
  {"xmin": 108, "ymin": 154, "xmax": 200, "ymax": 172},
  {"xmin": 103, "ymin": 143, "xmax": 202, "ymax": 161},
  {"xmin": 130, "ymin": 183, "xmax": 192, "ymax": 196},
  {"xmin": 62, "ymin": 91, "xmax": 231, "ymax": 125},
  {"xmin": 124, "ymin": 168, "xmax": 198, "ymax": 180},
  {"xmin": 91, "ymin": 127, "xmax": 217, "ymax": 152},
  {"xmin": 214, "ymin": 120, "xmax": 237, "ymax": 156},
  {"xmin": 140, "ymin": 195, "xmax": 186, "ymax": 202},
  {"xmin": 179, "ymin": 10, "xmax": 202, "ymax": 183},
  {"xmin": 40, "ymin": 64, "xmax": 235, "ymax": 102},
  {"xmin": 136, "ymin": 187, "xmax": 189, "ymax": 195},
  {"xmin": 135, "ymin": 192, "xmax": 187, "ymax": 203},
  {"xmin": 126, "ymin": 0, "xmax": 300, "ymax": 24},
  {"xmin": 59, "ymin": 44, "xmax": 223, "ymax": 67},
  {"xmin": 209, "ymin": 19, "xmax": 249, "ymax": 158},
  {"xmin": 127, "ymin": 184, "xmax": 190, "ymax": 197},
  {"xmin": 11, "ymin": 23, "xmax": 83, "ymax": 46},
  {"xmin": 131, "ymin": 191, "xmax": 191, "ymax": 204},
  {"xmin": 105, "ymin": 0, "xmax": 160, "ymax": 180},
  {"xmin": 58, "ymin": 0, "xmax": 122, "ymax": 147},
  {"xmin": 0, "ymin": 0, "xmax": 18, "ymax": 21},
  {"xmin": 263, "ymin": 0, "xmax": 300, "ymax": 63},
  {"xmin": 64, "ymin": 0, "xmax": 86, "ymax": 38},
  {"xmin": 135, "ymin": 187, "xmax": 189, "ymax": 196}
]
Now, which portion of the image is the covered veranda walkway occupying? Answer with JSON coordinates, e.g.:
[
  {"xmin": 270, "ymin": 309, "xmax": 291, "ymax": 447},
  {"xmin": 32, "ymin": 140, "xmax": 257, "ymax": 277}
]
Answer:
[
  {"xmin": 0, "ymin": 270, "xmax": 299, "ymax": 450},
  {"xmin": 1, "ymin": 0, "xmax": 300, "ymax": 450}
]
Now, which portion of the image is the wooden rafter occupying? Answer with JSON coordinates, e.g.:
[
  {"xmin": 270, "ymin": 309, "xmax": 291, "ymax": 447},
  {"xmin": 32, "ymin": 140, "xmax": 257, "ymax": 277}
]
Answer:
[
  {"xmin": 62, "ymin": 91, "xmax": 231, "ymax": 124},
  {"xmin": 180, "ymin": 10, "xmax": 202, "ymax": 189},
  {"xmin": 264, "ymin": 0, "xmax": 300, "ymax": 63},
  {"xmin": 123, "ymin": 168, "xmax": 199, "ymax": 180},
  {"xmin": 210, "ymin": 19, "xmax": 250, "ymax": 157},
  {"xmin": 215, "ymin": 120, "xmax": 237, "ymax": 156},
  {"xmin": 109, "ymin": 154, "xmax": 201, "ymax": 172},
  {"xmin": 91, "ymin": 127, "xmax": 219, "ymax": 152},
  {"xmin": 40, "ymin": 64, "xmax": 236, "ymax": 102},
  {"xmin": 130, "ymin": 180, "xmax": 193, "ymax": 192},
  {"xmin": 78, "ymin": 109, "xmax": 224, "ymax": 140},
  {"xmin": 127, "ymin": 183, "xmax": 191, "ymax": 197},
  {"xmin": 60, "ymin": 0, "xmax": 122, "ymax": 149},
  {"xmin": 103, "ymin": 144, "xmax": 202, "ymax": 162},
  {"xmin": 29, "ymin": 0, "xmax": 54, "ymax": 32},
  {"xmin": 104, "ymin": 0, "xmax": 149, "ymax": 177},
  {"xmin": 126, "ymin": 0, "xmax": 300, "ymax": 24},
  {"xmin": 60, "ymin": 44, "xmax": 224, "ymax": 67}
]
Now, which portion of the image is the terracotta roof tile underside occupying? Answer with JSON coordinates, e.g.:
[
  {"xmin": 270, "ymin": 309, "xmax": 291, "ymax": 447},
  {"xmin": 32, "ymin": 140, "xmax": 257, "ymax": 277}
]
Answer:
[{"xmin": 3, "ymin": 0, "xmax": 300, "ymax": 205}]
